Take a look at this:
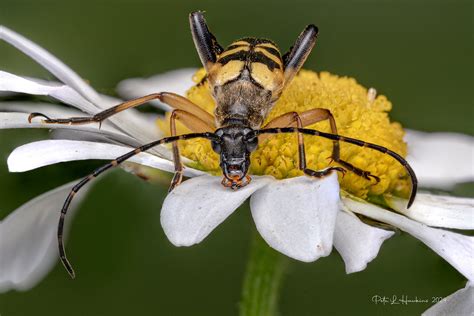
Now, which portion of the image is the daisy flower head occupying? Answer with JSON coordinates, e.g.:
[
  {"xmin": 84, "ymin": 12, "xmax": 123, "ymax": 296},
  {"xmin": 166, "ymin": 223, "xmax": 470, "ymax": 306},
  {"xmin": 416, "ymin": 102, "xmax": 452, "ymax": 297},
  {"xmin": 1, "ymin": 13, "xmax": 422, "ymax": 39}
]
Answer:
[{"xmin": 1, "ymin": 14, "xmax": 473, "ymax": 315}]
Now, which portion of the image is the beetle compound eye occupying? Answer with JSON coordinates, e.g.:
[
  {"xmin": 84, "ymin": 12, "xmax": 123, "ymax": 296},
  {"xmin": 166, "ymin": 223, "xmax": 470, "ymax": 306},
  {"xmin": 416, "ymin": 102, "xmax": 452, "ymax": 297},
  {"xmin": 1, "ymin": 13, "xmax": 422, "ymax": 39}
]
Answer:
[
  {"xmin": 211, "ymin": 140, "xmax": 222, "ymax": 153},
  {"xmin": 245, "ymin": 136, "xmax": 258, "ymax": 152}
]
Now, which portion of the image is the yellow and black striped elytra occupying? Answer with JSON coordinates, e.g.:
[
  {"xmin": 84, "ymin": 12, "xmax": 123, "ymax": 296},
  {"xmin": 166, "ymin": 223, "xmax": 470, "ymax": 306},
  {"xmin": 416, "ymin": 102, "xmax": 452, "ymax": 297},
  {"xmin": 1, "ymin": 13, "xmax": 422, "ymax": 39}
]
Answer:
[
  {"xmin": 190, "ymin": 11, "xmax": 318, "ymax": 128},
  {"xmin": 209, "ymin": 37, "xmax": 285, "ymax": 128},
  {"xmin": 27, "ymin": 11, "xmax": 417, "ymax": 278},
  {"xmin": 215, "ymin": 38, "xmax": 283, "ymax": 74}
]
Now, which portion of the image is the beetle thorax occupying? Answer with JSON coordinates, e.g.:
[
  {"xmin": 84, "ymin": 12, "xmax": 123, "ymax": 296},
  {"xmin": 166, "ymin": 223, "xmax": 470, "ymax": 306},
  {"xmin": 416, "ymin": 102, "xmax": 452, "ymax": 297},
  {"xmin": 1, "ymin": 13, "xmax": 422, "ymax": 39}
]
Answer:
[{"xmin": 212, "ymin": 75, "xmax": 274, "ymax": 128}]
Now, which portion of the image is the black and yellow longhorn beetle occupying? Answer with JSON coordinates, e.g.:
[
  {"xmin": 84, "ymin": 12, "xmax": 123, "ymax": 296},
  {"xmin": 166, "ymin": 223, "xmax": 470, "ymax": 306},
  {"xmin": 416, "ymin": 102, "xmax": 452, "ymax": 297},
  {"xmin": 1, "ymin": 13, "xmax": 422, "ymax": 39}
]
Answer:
[{"xmin": 28, "ymin": 11, "xmax": 418, "ymax": 278}]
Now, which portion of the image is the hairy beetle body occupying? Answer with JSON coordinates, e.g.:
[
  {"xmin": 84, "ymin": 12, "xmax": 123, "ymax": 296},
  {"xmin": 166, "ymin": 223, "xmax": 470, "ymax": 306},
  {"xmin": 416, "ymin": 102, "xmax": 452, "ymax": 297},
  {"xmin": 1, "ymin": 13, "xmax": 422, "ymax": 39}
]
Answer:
[{"xmin": 208, "ymin": 38, "xmax": 285, "ymax": 128}]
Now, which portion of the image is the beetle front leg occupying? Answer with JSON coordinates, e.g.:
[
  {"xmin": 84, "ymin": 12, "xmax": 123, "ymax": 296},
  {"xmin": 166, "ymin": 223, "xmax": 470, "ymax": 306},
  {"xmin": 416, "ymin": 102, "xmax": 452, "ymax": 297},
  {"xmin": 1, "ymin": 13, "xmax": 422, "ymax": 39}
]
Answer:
[{"xmin": 168, "ymin": 109, "xmax": 215, "ymax": 191}]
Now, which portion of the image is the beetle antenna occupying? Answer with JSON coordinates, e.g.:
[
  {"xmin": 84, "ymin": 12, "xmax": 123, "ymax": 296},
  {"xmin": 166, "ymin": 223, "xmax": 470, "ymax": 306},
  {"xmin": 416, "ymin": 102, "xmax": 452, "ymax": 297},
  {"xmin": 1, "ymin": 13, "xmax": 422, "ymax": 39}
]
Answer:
[
  {"xmin": 58, "ymin": 132, "xmax": 218, "ymax": 278},
  {"xmin": 254, "ymin": 127, "xmax": 418, "ymax": 208}
]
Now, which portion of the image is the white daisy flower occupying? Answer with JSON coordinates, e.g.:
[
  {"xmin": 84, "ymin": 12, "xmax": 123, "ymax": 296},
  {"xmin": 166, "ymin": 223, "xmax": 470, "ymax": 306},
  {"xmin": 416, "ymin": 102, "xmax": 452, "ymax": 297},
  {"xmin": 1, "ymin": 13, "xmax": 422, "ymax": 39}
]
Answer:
[{"xmin": 1, "ymin": 26, "xmax": 473, "ymax": 314}]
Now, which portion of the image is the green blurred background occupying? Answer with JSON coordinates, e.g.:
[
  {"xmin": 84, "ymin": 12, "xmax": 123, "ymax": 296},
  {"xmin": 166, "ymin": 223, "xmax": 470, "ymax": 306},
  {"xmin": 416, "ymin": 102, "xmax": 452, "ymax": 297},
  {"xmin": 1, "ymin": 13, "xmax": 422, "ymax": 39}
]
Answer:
[{"xmin": 0, "ymin": 0, "xmax": 472, "ymax": 315}]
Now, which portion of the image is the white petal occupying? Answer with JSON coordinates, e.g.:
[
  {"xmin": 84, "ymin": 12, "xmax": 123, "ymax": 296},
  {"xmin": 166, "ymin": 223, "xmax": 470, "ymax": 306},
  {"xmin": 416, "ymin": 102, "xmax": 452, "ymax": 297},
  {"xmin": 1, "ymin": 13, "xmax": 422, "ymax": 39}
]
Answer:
[
  {"xmin": 0, "ymin": 72, "xmax": 169, "ymax": 158},
  {"xmin": 387, "ymin": 194, "xmax": 474, "ymax": 229},
  {"xmin": 1, "ymin": 111, "xmax": 114, "ymax": 133},
  {"xmin": 405, "ymin": 129, "xmax": 474, "ymax": 189},
  {"xmin": 116, "ymin": 68, "xmax": 196, "ymax": 111},
  {"xmin": 95, "ymin": 94, "xmax": 169, "ymax": 158},
  {"xmin": 0, "ymin": 112, "xmax": 141, "ymax": 148},
  {"xmin": 161, "ymin": 175, "xmax": 273, "ymax": 246},
  {"xmin": 0, "ymin": 27, "xmax": 175, "ymax": 157},
  {"xmin": 0, "ymin": 101, "xmax": 85, "ymax": 117},
  {"xmin": 7, "ymin": 140, "xmax": 203, "ymax": 177},
  {"xmin": 0, "ymin": 72, "xmax": 161, "ymax": 140},
  {"xmin": 0, "ymin": 101, "xmax": 128, "ymax": 136},
  {"xmin": 422, "ymin": 282, "xmax": 473, "ymax": 316},
  {"xmin": 250, "ymin": 174, "xmax": 340, "ymax": 262},
  {"xmin": 343, "ymin": 196, "xmax": 474, "ymax": 281},
  {"xmin": 0, "ymin": 181, "xmax": 88, "ymax": 292},
  {"xmin": 0, "ymin": 91, "xmax": 15, "ymax": 97},
  {"xmin": 0, "ymin": 26, "xmax": 100, "ymax": 104},
  {"xmin": 333, "ymin": 211, "xmax": 394, "ymax": 273},
  {"xmin": 0, "ymin": 71, "xmax": 99, "ymax": 114}
]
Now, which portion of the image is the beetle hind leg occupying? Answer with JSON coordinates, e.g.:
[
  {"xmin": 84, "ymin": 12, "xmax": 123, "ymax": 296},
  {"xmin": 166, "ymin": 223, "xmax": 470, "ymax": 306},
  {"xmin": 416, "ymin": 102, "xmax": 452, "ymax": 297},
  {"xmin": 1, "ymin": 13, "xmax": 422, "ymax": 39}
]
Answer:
[
  {"xmin": 303, "ymin": 166, "xmax": 346, "ymax": 178},
  {"xmin": 335, "ymin": 159, "xmax": 380, "ymax": 183},
  {"xmin": 262, "ymin": 108, "xmax": 379, "ymax": 182}
]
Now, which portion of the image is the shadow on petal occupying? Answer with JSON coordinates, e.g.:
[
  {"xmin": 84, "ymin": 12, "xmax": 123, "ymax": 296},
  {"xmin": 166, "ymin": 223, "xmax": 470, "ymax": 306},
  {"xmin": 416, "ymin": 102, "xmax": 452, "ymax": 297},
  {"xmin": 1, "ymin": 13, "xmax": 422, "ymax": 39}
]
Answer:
[
  {"xmin": 250, "ymin": 174, "xmax": 340, "ymax": 262},
  {"xmin": 161, "ymin": 175, "xmax": 273, "ymax": 246},
  {"xmin": 116, "ymin": 69, "xmax": 197, "ymax": 111},
  {"xmin": 0, "ymin": 180, "xmax": 90, "ymax": 292},
  {"xmin": 7, "ymin": 139, "xmax": 204, "ymax": 178},
  {"xmin": 0, "ymin": 71, "xmax": 98, "ymax": 114},
  {"xmin": 343, "ymin": 197, "xmax": 474, "ymax": 282},
  {"xmin": 334, "ymin": 210, "xmax": 394, "ymax": 273},
  {"xmin": 422, "ymin": 282, "xmax": 473, "ymax": 316},
  {"xmin": 405, "ymin": 129, "xmax": 474, "ymax": 189},
  {"xmin": 387, "ymin": 193, "xmax": 474, "ymax": 229}
]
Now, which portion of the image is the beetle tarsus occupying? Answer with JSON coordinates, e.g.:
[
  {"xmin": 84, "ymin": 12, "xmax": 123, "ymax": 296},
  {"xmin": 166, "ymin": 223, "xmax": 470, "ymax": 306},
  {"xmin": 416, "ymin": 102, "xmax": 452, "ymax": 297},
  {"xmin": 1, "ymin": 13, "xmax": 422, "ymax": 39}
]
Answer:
[
  {"xmin": 169, "ymin": 171, "xmax": 184, "ymax": 192},
  {"xmin": 28, "ymin": 112, "xmax": 52, "ymax": 123}
]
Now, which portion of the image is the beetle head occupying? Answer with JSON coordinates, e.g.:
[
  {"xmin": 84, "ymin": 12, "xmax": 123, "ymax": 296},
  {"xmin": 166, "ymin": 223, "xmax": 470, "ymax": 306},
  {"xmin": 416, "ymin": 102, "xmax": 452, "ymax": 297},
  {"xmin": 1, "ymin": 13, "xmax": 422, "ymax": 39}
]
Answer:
[{"xmin": 212, "ymin": 126, "xmax": 258, "ymax": 188}]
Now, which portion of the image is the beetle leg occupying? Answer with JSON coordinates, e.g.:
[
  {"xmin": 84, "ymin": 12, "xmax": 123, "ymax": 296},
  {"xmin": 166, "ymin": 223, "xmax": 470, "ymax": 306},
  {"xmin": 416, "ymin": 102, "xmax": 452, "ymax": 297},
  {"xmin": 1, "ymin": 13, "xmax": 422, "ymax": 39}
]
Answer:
[
  {"xmin": 29, "ymin": 92, "xmax": 217, "ymax": 192},
  {"xmin": 28, "ymin": 92, "xmax": 216, "ymax": 129},
  {"xmin": 256, "ymin": 127, "xmax": 417, "ymax": 208},
  {"xmin": 57, "ymin": 131, "xmax": 218, "ymax": 278},
  {"xmin": 168, "ymin": 109, "xmax": 214, "ymax": 192},
  {"xmin": 303, "ymin": 109, "xmax": 381, "ymax": 183},
  {"xmin": 262, "ymin": 109, "xmax": 379, "ymax": 182}
]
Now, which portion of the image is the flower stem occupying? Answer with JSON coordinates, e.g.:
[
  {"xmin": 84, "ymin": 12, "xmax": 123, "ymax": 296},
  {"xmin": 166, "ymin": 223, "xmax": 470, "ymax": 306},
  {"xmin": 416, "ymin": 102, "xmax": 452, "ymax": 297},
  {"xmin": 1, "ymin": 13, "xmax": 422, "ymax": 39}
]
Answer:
[{"xmin": 239, "ymin": 231, "xmax": 289, "ymax": 316}]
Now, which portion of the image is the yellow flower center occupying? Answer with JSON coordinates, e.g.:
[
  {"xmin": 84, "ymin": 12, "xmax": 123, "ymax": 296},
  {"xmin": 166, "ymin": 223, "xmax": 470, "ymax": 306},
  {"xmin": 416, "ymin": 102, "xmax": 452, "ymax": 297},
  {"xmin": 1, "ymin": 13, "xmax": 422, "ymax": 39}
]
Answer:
[{"xmin": 157, "ymin": 69, "xmax": 410, "ymax": 200}]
